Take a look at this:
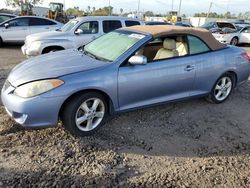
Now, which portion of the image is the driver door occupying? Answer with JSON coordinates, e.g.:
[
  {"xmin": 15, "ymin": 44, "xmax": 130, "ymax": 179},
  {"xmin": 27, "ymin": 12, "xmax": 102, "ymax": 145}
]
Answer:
[
  {"xmin": 73, "ymin": 21, "xmax": 101, "ymax": 48},
  {"xmin": 239, "ymin": 27, "xmax": 250, "ymax": 44},
  {"xmin": 118, "ymin": 56, "xmax": 196, "ymax": 111},
  {"xmin": 1, "ymin": 18, "xmax": 29, "ymax": 42}
]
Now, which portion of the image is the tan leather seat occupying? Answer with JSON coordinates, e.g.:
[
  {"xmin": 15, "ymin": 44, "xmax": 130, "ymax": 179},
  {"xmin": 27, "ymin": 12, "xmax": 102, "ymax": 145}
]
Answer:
[
  {"xmin": 154, "ymin": 39, "xmax": 178, "ymax": 60},
  {"xmin": 135, "ymin": 47, "xmax": 144, "ymax": 56},
  {"xmin": 176, "ymin": 36, "xmax": 188, "ymax": 56}
]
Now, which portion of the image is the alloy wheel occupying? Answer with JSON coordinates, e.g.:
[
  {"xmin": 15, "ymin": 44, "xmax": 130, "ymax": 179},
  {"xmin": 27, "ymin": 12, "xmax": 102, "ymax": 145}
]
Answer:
[
  {"xmin": 75, "ymin": 98, "xmax": 105, "ymax": 132},
  {"xmin": 231, "ymin": 38, "xmax": 238, "ymax": 46},
  {"xmin": 214, "ymin": 77, "xmax": 232, "ymax": 101}
]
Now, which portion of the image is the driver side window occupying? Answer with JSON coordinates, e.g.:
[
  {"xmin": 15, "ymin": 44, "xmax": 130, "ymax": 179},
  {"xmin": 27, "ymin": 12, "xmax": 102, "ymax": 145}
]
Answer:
[
  {"xmin": 8, "ymin": 18, "xmax": 29, "ymax": 27},
  {"xmin": 135, "ymin": 35, "xmax": 188, "ymax": 62},
  {"xmin": 77, "ymin": 21, "xmax": 99, "ymax": 34},
  {"xmin": 242, "ymin": 27, "xmax": 250, "ymax": 33}
]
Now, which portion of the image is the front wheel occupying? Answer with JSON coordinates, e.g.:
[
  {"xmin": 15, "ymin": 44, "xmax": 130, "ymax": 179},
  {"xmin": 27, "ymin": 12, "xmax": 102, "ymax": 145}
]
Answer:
[
  {"xmin": 62, "ymin": 92, "xmax": 108, "ymax": 136},
  {"xmin": 230, "ymin": 37, "xmax": 238, "ymax": 46},
  {"xmin": 0, "ymin": 37, "xmax": 3, "ymax": 47},
  {"xmin": 206, "ymin": 74, "xmax": 234, "ymax": 103}
]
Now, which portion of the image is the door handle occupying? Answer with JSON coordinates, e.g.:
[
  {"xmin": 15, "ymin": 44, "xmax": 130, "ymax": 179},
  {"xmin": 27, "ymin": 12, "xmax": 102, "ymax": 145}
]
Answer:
[
  {"xmin": 91, "ymin": 36, "xmax": 96, "ymax": 40},
  {"xmin": 184, "ymin": 65, "xmax": 195, "ymax": 71}
]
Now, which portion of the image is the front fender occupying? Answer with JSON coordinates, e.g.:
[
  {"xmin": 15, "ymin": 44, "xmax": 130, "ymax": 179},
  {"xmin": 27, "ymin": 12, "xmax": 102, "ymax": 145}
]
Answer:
[
  {"xmin": 40, "ymin": 39, "xmax": 76, "ymax": 53},
  {"xmin": 41, "ymin": 64, "xmax": 119, "ymax": 112}
]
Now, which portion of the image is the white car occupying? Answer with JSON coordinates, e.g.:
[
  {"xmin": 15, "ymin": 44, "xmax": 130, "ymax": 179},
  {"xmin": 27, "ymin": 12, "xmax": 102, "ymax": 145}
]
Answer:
[
  {"xmin": 213, "ymin": 24, "xmax": 250, "ymax": 45},
  {"xmin": 22, "ymin": 16, "xmax": 144, "ymax": 57},
  {"xmin": 0, "ymin": 16, "xmax": 63, "ymax": 46}
]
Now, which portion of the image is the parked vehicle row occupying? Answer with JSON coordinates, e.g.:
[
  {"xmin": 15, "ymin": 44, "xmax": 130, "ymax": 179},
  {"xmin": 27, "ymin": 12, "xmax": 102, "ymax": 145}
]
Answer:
[
  {"xmin": 212, "ymin": 24, "xmax": 250, "ymax": 45},
  {"xmin": 0, "ymin": 13, "xmax": 16, "ymax": 24},
  {"xmin": 2, "ymin": 14, "xmax": 250, "ymax": 55},
  {"xmin": 145, "ymin": 21, "xmax": 193, "ymax": 27},
  {"xmin": 200, "ymin": 21, "xmax": 250, "ymax": 45},
  {"xmin": 22, "ymin": 16, "xmax": 143, "ymax": 57},
  {"xmin": 2, "ymin": 25, "xmax": 250, "ymax": 136},
  {"xmin": 0, "ymin": 16, "xmax": 63, "ymax": 46}
]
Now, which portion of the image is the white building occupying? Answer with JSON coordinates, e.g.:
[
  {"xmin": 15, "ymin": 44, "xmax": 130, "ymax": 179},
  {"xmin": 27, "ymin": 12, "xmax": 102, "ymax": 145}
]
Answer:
[{"xmin": 32, "ymin": 6, "xmax": 49, "ymax": 17}]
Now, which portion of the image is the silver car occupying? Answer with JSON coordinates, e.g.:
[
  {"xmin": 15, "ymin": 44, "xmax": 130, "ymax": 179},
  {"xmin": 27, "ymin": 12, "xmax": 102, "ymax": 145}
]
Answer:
[
  {"xmin": 0, "ymin": 16, "xmax": 63, "ymax": 46},
  {"xmin": 21, "ymin": 16, "xmax": 143, "ymax": 57}
]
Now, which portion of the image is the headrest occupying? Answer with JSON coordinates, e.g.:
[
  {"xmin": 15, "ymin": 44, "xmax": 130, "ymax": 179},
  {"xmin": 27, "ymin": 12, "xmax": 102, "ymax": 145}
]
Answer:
[
  {"xmin": 163, "ymin": 38, "xmax": 176, "ymax": 50},
  {"xmin": 176, "ymin": 36, "xmax": 184, "ymax": 42}
]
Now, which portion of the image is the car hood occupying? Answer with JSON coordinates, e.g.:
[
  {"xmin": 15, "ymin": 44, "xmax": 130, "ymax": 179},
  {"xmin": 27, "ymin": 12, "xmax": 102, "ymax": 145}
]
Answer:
[
  {"xmin": 212, "ymin": 27, "xmax": 238, "ymax": 34},
  {"xmin": 26, "ymin": 30, "xmax": 70, "ymax": 43},
  {"xmin": 8, "ymin": 49, "xmax": 108, "ymax": 87}
]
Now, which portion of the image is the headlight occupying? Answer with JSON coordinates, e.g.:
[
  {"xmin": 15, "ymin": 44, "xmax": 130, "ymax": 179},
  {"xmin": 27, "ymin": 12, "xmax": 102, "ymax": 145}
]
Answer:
[
  {"xmin": 30, "ymin": 41, "xmax": 42, "ymax": 49},
  {"xmin": 14, "ymin": 79, "xmax": 64, "ymax": 98}
]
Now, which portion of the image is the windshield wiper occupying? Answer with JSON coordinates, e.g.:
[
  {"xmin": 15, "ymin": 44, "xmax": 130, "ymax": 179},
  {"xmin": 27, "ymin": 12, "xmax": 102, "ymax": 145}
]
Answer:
[
  {"xmin": 83, "ymin": 50, "xmax": 112, "ymax": 62},
  {"xmin": 84, "ymin": 50, "xmax": 97, "ymax": 60}
]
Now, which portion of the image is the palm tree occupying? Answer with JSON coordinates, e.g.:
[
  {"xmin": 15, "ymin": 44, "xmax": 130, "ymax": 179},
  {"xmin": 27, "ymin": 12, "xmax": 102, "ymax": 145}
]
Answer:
[{"xmin": 87, "ymin": 6, "xmax": 91, "ymax": 13}]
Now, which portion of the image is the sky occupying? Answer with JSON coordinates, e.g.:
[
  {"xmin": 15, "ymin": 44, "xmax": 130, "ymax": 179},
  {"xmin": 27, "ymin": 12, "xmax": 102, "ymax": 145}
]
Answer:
[{"xmin": 0, "ymin": 0, "xmax": 249, "ymax": 16}]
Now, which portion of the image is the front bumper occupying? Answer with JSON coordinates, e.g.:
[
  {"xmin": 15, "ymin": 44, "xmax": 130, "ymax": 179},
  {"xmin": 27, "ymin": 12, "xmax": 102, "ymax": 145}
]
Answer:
[
  {"xmin": 1, "ymin": 82, "xmax": 65, "ymax": 128},
  {"xmin": 215, "ymin": 38, "xmax": 230, "ymax": 44},
  {"xmin": 21, "ymin": 44, "xmax": 40, "ymax": 58},
  {"xmin": 213, "ymin": 35, "xmax": 231, "ymax": 44}
]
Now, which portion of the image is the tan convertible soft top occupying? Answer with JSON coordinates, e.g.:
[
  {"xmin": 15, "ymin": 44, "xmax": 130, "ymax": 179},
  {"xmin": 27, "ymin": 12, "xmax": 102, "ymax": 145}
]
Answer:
[{"xmin": 122, "ymin": 25, "xmax": 226, "ymax": 51}]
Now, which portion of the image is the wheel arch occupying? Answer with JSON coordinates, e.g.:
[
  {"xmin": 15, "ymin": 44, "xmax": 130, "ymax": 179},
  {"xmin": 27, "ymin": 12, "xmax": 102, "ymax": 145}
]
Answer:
[
  {"xmin": 58, "ymin": 89, "xmax": 115, "ymax": 120},
  {"xmin": 230, "ymin": 36, "xmax": 239, "ymax": 44},
  {"xmin": 42, "ymin": 45, "xmax": 65, "ymax": 54},
  {"xmin": 217, "ymin": 70, "xmax": 238, "ymax": 87}
]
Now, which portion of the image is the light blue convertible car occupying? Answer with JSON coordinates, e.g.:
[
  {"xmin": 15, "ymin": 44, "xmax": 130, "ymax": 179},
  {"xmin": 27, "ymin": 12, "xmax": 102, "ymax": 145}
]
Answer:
[{"xmin": 2, "ymin": 25, "xmax": 250, "ymax": 136}]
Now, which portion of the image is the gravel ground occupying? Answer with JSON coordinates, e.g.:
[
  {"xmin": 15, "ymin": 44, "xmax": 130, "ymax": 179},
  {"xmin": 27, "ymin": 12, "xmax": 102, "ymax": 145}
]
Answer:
[{"xmin": 0, "ymin": 45, "xmax": 250, "ymax": 187}]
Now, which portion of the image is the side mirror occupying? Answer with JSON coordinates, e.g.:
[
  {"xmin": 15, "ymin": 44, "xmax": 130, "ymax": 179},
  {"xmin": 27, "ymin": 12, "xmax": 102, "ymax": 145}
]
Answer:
[
  {"xmin": 78, "ymin": 45, "xmax": 85, "ymax": 51},
  {"xmin": 75, "ymin": 28, "xmax": 83, "ymax": 35},
  {"xmin": 128, "ymin": 55, "xmax": 147, "ymax": 65},
  {"xmin": 4, "ymin": 23, "xmax": 9, "ymax": 29}
]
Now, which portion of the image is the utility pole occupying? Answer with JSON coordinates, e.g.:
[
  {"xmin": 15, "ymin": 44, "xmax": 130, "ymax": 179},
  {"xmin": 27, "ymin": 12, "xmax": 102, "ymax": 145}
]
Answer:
[
  {"xmin": 178, "ymin": 0, "xmax": 182, "ymax": 16},
  {"xmin": 207, "ymin": 1, "xmax": 212, "ymax": 18},
  {"xmin": 226, "ymin": 0, "xmax": 230, "ymax": 18},
  {"xmin": 109, "ymin": 0, "xmax": 111, "ymax": 16},
  {"xmin": 171, "ymin": 0, "xmax": 174, "ymax": 11},
  {"xmin": 137, "ymin": 0, "xmax": 140, "ymax": 18}
]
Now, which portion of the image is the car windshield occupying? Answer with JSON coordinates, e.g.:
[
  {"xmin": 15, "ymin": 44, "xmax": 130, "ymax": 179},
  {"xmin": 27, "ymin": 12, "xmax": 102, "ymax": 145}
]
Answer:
[
  {"xmin": 236, "ymin": 25, "xmax": 243, "ymax": 31},
  {"xmin": 201, "ymin": 22, "xmax": 215, "ymax": 28},
  {"xmin": 61, "ymin": 20, "xmax": 78, "ymax": 32},
  {"xmin": 50, "ymin": 3, "xmax": 61, "ymax": 12},
  {"xmin": 84, "ymin": 31, "xmax": 145, "ymax": 62}
]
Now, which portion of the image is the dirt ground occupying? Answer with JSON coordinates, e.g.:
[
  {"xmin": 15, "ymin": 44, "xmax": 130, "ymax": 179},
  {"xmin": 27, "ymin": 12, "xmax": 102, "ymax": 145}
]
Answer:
[{"xmin": 0, "ymin": 45, "xmax": 250, "ymax": 187}]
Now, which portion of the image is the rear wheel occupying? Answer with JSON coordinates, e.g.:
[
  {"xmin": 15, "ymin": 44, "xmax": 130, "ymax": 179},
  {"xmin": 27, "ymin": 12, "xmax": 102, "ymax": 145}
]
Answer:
[
  {"xmin": 206, "ymin": 73, "xmax": 234, "ymax": 103},
  {"xmin": 230, "ymin": 37, "xmax": 238, "ymax": 46},
  {"xmin": 62, "ymin": 92, "xmax": 108, "ymax": 136}
]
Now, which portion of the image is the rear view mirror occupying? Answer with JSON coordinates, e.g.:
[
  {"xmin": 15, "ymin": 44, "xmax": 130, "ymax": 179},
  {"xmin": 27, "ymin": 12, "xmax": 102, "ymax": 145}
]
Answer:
[
  {"xmin": 129, "ymin": 55, "xmax": 147, "ymax": 65},
  {"xmin": 75, "ymin": 29, "xmax": 83, "ymax": 35},
  {"xmin": 4, "ymin": 23, "xmax": 9, "ymax": 29}
]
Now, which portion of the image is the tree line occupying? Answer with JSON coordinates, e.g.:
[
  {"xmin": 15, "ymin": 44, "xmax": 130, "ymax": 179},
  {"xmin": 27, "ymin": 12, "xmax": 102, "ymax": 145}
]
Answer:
[
  {"xmin": 194, "ymin": 12, "xmax": 250, "ymax": 20},
  {"xmin": 2, "ymin": 0, "xmax": 250, "ymax": 20}
]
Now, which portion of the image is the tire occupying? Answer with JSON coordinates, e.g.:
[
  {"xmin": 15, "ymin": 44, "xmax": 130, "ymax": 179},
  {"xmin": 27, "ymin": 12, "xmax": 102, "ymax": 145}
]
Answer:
[
  {"xmin": 48, "ymin": 49, "xmax": 58, "ymax": 53},
  {"xmin": 0, "ymin": 37, "xmax": 3, "ymax": 47},
  {"xmin": 61, "ymin": 92, "xmax": 108, "ymax": 137},
  {"xmin": 230, "ymin": 37, "xmax": 238, "ymax": 46},
  {"xmin": 206, "ymin": 73, "xmax": 234, "ymax": 104}
]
